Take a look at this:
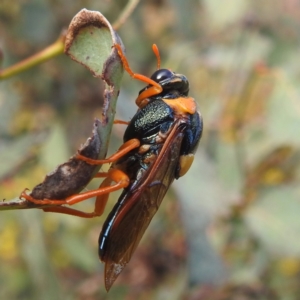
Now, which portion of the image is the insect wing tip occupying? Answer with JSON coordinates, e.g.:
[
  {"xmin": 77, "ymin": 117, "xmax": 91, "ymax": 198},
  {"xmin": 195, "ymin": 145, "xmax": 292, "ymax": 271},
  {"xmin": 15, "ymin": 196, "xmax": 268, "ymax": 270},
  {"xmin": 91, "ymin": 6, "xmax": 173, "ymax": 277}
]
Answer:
[{"xmin": 104, "ymin": 259, "xmax": 126, "ymax": 291}]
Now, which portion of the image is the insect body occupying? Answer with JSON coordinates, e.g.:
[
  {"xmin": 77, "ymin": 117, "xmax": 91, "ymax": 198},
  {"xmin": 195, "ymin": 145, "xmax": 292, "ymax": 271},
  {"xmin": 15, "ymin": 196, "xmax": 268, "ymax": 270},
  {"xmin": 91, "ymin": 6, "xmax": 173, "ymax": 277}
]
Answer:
[
  {"xmin": 96, "ymin": 45, "xmax": 203, "ymax": 290},
  {"xmin": 20, "ymin": 44, "xmax": 203, "ymax": 291}
]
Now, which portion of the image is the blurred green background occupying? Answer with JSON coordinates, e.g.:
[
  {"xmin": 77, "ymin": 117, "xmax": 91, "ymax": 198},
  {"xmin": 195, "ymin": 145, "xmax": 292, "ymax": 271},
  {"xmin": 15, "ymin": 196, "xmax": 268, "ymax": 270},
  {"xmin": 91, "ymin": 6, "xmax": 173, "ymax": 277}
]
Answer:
[{"xmin": 1, "ymin": 0, "xmax": 300, "ymax": 299}]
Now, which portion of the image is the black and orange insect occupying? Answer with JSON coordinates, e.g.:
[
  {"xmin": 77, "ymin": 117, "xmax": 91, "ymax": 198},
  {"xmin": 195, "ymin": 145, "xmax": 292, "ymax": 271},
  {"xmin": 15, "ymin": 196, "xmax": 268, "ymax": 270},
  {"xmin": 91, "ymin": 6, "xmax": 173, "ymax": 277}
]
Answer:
[{"xmin": 20, "ymin": 44, "xmax": 203, "ymax": 291}]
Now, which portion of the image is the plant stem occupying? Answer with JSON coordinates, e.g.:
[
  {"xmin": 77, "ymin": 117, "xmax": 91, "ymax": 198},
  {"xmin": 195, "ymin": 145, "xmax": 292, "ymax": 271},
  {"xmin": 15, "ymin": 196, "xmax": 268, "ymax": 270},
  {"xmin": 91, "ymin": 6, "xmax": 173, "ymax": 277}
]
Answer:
[
  {"xmin": 112, "ymin": 0, "xmax": 140, "ymax": 30},
  {"xmin": 0, "ymin": 32, "xmax": 66, "ymax": 80}
]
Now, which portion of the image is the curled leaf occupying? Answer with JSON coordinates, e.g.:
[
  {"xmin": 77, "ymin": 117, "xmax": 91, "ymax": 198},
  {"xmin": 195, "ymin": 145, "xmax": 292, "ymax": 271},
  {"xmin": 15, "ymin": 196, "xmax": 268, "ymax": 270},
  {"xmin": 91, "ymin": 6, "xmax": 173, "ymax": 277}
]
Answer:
[
  {"xmin": 30, "ymin": 120, "xmax": 101, "ymax": 200},
  {"xmin": 29, "ymin": 10, "xmax": 125, "ymax": 201},
  {"xmin": 65, "ymin": 8, "xmax": 124, "ymax": 155},
  {"xmin": 1, "ymin": 9, "xmax": 124, "ymax": 207}
]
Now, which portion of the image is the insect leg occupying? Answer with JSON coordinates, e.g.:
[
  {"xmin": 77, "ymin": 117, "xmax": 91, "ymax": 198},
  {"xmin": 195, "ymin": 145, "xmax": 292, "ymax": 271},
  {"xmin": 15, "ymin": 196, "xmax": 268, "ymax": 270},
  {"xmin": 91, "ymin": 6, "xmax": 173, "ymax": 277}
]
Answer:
[
  {"xmin": 41, "ymin": 171, "xmax": 123, "ymax": 217},
  {"xmin": 41, "ymin": 206, "xmax": 100, "ymax": 218},
  {"xmin": 19, "ymin": 139, "xmax": 138, "ymax": 212},
  {"xmin": 113, "ymin": 119, "xmax": 129, "ymax": 125},
  {"xmin": 20, "ymin": 169, "xmax": 129, "ymax": 216},
  {"xmin": 114, "ymin": 44, "xmax": 163, "ymax": 108},
  {"xmin": 75, "ymin": 138, "xmax": 140, "ymax": 165}
]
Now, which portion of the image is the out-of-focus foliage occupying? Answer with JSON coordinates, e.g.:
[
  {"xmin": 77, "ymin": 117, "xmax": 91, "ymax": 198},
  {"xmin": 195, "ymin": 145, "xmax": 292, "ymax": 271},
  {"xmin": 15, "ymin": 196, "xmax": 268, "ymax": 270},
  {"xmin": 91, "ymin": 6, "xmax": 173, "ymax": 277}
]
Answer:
[{"xmin": 1, "ymin": 0, "xmax": 300, "ymax": 299}]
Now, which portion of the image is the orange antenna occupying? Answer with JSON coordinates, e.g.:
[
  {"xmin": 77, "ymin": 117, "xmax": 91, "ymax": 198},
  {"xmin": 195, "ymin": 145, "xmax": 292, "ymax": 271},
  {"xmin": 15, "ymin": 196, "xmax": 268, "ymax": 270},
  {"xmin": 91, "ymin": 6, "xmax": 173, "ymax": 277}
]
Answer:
[
  {"xmin": 114, "ymin": 44, "xmax": 163, "ymax": 107},
  {"xmin": 152, "ymin": 44, "xmax": 161, "ymax": 70}
]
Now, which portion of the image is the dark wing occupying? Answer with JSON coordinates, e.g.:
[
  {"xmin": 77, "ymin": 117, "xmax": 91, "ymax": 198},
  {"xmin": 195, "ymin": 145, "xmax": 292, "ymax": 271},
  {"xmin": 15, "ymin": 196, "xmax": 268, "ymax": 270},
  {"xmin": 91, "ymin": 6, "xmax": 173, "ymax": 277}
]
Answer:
[{"xmin": 102, "ymin": 122, "xmax": 185, "ymax": 291}]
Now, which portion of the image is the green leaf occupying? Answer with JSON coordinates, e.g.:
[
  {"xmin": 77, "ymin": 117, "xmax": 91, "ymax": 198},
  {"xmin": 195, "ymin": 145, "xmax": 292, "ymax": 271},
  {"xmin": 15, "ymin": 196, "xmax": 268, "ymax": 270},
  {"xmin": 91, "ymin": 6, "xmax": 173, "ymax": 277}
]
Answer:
[
  {"xmin": 1, "ymin": 9, "xmax": 124, "ymax": 208},
  {"xmin": 203, "ymin": 0, "xmax": 249, "ymax": 29},
  {"xmin": 40, "ymin": 122, "xmax": 70, "ymax": 171},
  {"xmin": 65, "ymin": 8, "xmax": 124, "ymax": 159},
  {"xmin": 245, "ymin": 186, "xmax": 300, "ymax": 256},
  {"xmin": 266, "ymin": 79, "xmax": 300, "ymax": 146}
]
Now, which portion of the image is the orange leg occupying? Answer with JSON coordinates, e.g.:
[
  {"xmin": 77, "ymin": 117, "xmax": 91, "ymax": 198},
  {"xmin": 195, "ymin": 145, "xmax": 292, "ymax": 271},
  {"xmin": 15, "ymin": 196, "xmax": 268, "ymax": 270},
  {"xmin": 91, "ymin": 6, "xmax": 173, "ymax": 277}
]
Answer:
[
  {"xmin": 20, "ymin": 169, "xmax": 129, "ymax": 211},
  {"xmin": 114, "ymin": 44, "xmax": 163, "ymax": 108},
  {"xmin": 19, "ymin": 139, "xmax": 138, "ymax": 216},
  {"xmin": 75, "ymin": 138, "xmax": 140, "ymax": 165},
  {"xmin": 42, "ymin": 173, "xmax": 118, "ymax": 218},
  {"xmin": 114, "ymin": 119, "xmax": 130, "ymax": 125},
  {"xmin": 42, "ymin": 206, "xmax": 101, "ymax": 218}
]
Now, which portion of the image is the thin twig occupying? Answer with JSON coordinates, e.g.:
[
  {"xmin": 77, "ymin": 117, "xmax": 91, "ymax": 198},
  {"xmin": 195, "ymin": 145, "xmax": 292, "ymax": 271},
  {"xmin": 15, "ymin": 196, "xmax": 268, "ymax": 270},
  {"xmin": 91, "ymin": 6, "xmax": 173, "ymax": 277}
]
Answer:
[
  {"xmin": 0, "ymin": 198, "xmax": 54, "ymax": 211},
  {"xmin": 0, "ymin": 31, "xmax": 66, "ymax": 80},
  {"xmin": 0, "ymin": 1, "xmax": 139, "ymax": 80},
  {"xmin": 112, "ymin": 0, "xmax": 140, "ymax": 30}
]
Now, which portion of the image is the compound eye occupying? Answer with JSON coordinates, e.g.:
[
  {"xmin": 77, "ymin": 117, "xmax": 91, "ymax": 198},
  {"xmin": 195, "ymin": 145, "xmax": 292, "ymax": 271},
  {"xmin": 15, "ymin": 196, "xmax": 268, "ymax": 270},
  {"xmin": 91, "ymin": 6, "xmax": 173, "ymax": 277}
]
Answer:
[{"xmin": 150, "ymin": 69, "xmax": 173, "ymax": 83}]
